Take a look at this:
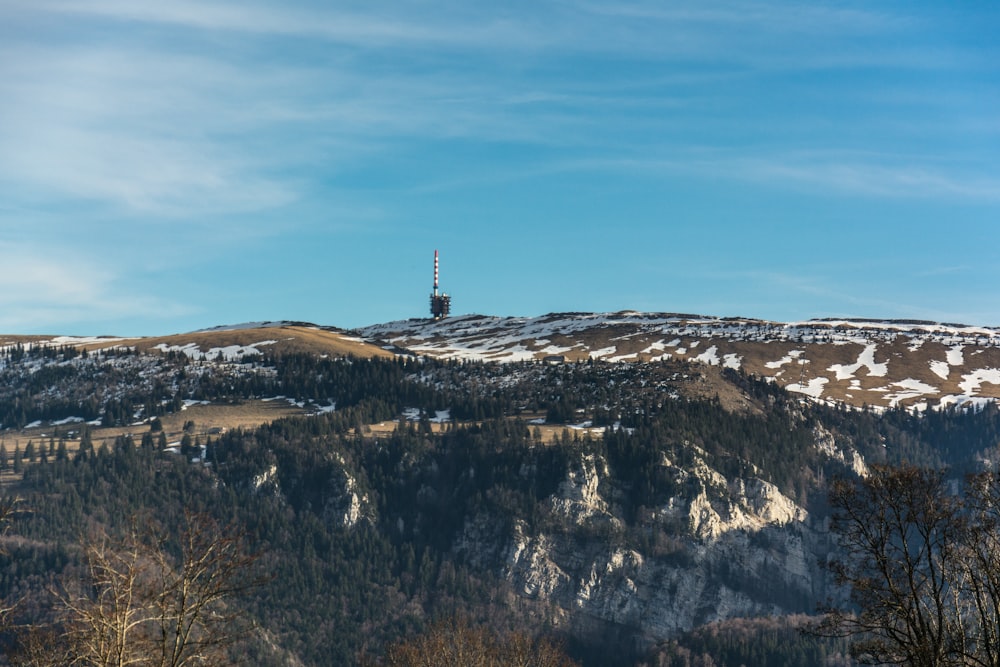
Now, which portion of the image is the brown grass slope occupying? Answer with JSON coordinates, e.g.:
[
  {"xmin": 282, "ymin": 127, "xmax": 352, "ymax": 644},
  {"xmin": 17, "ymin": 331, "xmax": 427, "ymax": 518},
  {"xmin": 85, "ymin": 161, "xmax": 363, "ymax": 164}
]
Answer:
[
  {"xmin": 133, "ymin": 325, "xmax": 394, "ymax": 359},
  {"xmin": 16, "ymin": 324, "xmax": 393, "ymax": 360},
  {"xmin": 360, "ymin": 314, "xmax": 1000, "ymax": 410}
]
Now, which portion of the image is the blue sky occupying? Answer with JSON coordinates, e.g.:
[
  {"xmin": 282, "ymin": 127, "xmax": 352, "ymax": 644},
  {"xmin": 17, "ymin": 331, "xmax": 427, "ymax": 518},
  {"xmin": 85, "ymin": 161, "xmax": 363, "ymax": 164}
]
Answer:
[{"xmin": 1, "ymin": 1, "xmax": 999, "ymax": 335}]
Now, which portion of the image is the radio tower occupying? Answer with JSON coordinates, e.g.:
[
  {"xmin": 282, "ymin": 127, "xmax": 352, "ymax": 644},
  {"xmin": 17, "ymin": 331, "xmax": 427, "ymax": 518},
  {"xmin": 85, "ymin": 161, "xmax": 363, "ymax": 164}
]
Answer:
[{"xmin": 429, "ymin": 249, "xmax": 451, "ymax": 319}]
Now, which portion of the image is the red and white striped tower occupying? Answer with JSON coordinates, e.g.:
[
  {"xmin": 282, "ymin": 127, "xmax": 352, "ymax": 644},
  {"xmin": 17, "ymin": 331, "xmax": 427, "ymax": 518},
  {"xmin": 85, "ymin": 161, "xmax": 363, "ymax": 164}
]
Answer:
[
  {"xmin": 429, "ymin": 249, "xmax": 451, "ymax": 319},
  {"xmin": 433, "ymin": 249, "xmax": 440, "ymax": 297}
]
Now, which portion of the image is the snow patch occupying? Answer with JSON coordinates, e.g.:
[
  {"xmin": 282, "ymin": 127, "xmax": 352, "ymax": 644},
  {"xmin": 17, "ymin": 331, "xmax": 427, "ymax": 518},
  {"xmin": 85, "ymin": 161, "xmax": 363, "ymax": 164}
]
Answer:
[
  {"xmin": 194, "ymin": 321, "xmax": 292, "ymax": 332},
  {"xmin": 154, "ymin": 340, "xmax": 277, "ymax": 361},
  {"xmin": 883, "ymin": 379, "xmax": 939, "ymax": 407},
  {"xmin": 723, "ymin": 353, "xmax": 742, "ymax": 370},
  {"xmin": 958, "ymin": 369, "xmax": 1000, "ymax": 396},
  {"xmin": 929, "ymin": 360, "xmax": 950, "ymax": 380},
  {"xmin": 401, "ymin": 408, "xmax": 452, "ymax": 423},
  {"xmin": 49, "ymin": 335, "xmax": 130, "ymax": 346},
  {"xmin": 765, "ymin": 350, "xmax": 804, "ymax": 369},
  {"xmin": 939, "ymin": 395, "xmax": 995, "ymax": 411},
  {"xmin": 641, "ymin": 341, "xmax": 667, "ymax": 355},
  {"xmin": 828, "ymin": 344, "xmax": 888, "ymax": 380},
  {"xmin": 693, "ymin": 345, "xmax": 719, "ymax": 366},
  {"xmin": 787, "ymin": 377, "xmax": 828, "ymax": 398}
]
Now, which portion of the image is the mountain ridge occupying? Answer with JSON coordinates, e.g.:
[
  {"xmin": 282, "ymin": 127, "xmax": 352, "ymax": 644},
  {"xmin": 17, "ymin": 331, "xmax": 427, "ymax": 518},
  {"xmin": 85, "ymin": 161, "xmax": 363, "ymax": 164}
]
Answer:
[
  {"xmin": 357, "ymin": 311, "xmax": 1000, "ymax": 411},
  {"xmin": 5, "ymin": 311, "xmax": 1000, "ymax": 411}
]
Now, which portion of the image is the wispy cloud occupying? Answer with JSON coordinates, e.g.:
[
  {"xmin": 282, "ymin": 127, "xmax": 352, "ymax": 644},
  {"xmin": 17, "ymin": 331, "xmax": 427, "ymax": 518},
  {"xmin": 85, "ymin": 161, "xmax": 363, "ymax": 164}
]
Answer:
[
  {"xmin": 734, "ymin": 155, "xmax": 1000, "ymax": 201},
  {"xmin": 0, "ymin": 14, "xmax": 593, "ymax": 217},
  {"xmin": 560, "ymin": 148, "xmax": 1000, "ymax": 202},
  {"xmin": 0, "ymin": 43, "xmax": 302, "ymax": 217},
  {"xmin": 17, "ymin": 0, "xmax": 548, "ymax": 51},
  {"xmin": 15, "ymin": 0, "xmax": 947, "ymax": 70},
  {"xmin": 3, "ymin": 0, "xmax": 990, "ymax": 220},
  {"xmin": 0, "ymin": 243, "xmax": 190, "ymax": 332}
]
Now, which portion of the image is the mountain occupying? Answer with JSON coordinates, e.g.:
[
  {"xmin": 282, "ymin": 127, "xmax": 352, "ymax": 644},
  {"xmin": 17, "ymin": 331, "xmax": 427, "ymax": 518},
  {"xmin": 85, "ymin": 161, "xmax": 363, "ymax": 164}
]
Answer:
[
  {"xmin": 3, "ymin": 312, "xmax": 1000, "ymax": 665},
  {"xmin": 359, "ymin": 312, "xmax": 1000, "ymax": 411},
  {"xmin": 13, "ymin": 311, "xmax": 1000, "ymax": 413}
]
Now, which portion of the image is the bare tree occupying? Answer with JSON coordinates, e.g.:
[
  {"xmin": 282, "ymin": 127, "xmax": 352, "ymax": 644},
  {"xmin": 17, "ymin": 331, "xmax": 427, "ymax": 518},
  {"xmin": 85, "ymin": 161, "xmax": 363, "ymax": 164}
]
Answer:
[
  {"xmin": 147, "ymin": 512, "xmax": 262, "ymax": 667},
  {"xmin": 57, "ymin": 533, "xmax": 155, "ymax": 666},
  {"xmin": 817, "ymin": 465, "xmax": 964, "ymax": 666},
  {"xmin": 9, "ymin": 511, "xmax": 261, "ymax": 667},
  {"xmin": 817, "ymin": 466, "xmax": 1000, "ymax": 667},
  {"xmin": 953, "ymin": 474, "xmax": 1000, "ymax": 667}
]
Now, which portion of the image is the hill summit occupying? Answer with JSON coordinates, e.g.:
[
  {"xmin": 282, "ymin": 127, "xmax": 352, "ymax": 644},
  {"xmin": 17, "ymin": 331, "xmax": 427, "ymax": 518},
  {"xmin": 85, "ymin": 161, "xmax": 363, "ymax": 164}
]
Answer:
[{"xmin": 358, "ymin": 311, "xmax": 1000, "ymax": 411}]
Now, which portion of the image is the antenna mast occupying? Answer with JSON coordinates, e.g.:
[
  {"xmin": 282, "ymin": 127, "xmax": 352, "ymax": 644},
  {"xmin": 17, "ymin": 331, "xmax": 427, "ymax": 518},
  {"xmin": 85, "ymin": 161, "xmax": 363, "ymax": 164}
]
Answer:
[
  {"xmin": 434, "ymin": 249, "xmax": 440, "ymax": 296},
  {"xmin": 429, "ymin": 249, "xmax": 451, "ymax": 319}
]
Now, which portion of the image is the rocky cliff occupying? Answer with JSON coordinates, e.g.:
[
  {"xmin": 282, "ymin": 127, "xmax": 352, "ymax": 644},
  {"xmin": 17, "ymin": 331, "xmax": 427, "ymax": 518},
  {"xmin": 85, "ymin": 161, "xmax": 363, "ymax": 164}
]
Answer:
[{"xmin": 449, "ymin": 425, "xmax": 857, "ymax": 651}]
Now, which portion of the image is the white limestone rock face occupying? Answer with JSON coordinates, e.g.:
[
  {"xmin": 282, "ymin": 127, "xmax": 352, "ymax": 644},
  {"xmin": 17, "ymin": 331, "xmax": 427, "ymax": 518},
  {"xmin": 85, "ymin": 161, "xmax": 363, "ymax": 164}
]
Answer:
[
  {"xmin": 504, "ymin": 522, "xmax": 572, "ymax": 599},
  {"xmin": 331, "ymin": 473, "xmax": 364, "ymax": 528},
  {"xmin": 253, "ymin": 463, "xmax": 279, "ymax": 493},
  {"xmin": 489, "ymin": 450, "xmax": 825, "ymax": 648},
  {"xmin": 813, "ymin": 424, "xmax": 869, "ymax": 477},
  {"xmin": 549, "ymin": 452, "xmax": 621, "ymax": 530},
  {"xmin": 321, "ymin": 455, "xmax": 370, "ymax": 529},
  {"xmin": 660, "ymin": 449, "xmax": 808, "ymax": 540}
]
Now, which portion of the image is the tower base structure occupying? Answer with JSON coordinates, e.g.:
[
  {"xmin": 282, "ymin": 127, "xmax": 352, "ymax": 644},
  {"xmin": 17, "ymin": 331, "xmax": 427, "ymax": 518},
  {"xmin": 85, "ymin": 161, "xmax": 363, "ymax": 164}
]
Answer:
[{"xmin": 430, "ymin": 294, "xmax": 451, "ymax": 320}]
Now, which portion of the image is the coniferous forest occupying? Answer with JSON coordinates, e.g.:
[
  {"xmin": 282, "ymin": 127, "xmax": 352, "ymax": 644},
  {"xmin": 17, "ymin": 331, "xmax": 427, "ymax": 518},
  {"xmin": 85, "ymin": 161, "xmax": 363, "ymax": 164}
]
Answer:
[{"xmin": 2, "ymin": 349, "xmax": 1000, "ymax": 665}]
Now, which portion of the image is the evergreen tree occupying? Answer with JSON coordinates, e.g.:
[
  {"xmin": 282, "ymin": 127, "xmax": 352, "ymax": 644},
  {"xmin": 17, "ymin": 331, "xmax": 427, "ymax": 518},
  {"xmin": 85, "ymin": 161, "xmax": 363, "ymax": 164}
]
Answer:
[{"xmin": 80, "ymin": 425, "xmax": 92, "ymax": 451}]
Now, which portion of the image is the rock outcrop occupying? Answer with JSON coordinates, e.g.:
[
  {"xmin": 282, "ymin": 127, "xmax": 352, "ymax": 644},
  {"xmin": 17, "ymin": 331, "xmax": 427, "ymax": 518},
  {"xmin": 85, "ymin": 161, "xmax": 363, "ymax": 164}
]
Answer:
[{"xmin": 472, "ymin": 448, "xmax": 828, "ymax": 648}]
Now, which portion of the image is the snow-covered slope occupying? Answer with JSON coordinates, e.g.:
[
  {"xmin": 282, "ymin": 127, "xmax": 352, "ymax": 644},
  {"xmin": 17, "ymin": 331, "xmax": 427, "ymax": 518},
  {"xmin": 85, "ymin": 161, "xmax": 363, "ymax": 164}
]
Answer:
[
  {"xmin": 8, "ymin": 312, "xmax": 1000, "ymax": 412},
  {"xmin": 358, "ymin": 312, "xmax": 1000, "ymax": 410}
]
